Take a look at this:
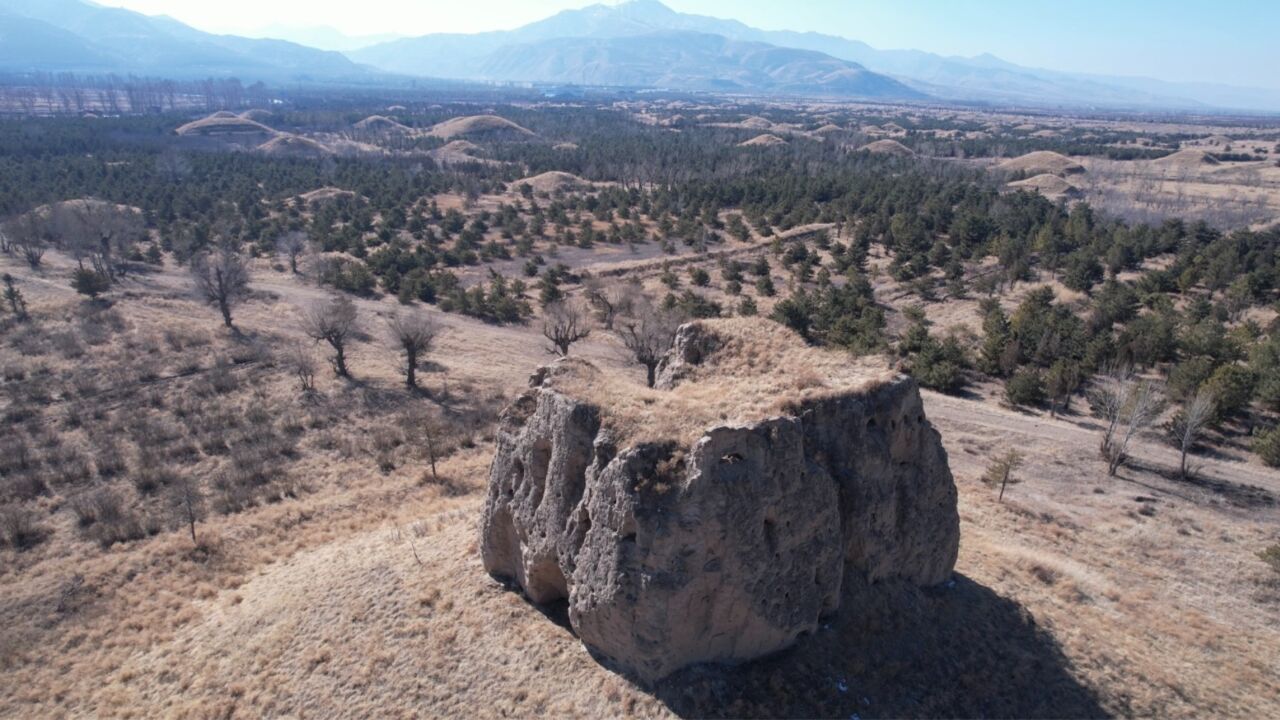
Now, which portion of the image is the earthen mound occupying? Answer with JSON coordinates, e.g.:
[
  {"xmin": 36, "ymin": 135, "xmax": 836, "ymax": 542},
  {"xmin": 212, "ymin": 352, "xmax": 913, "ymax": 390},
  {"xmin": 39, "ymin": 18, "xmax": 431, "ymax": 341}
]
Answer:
[
  {"xmin": 995, "ymin": 151, "xmax": 1084, "ymax": 176},
  {"xmin": 516, "ymin": 171, "xmax": 589, "ymax": 194},
  {"xmin": 427, "ymin": 115, "xmax": 534, "ymax": 140},
  {"xmin": 429, "ymin": 139, "xmax": 499, "ymax": 166},
  {"xmin": 354, "ymin": 115, "xmax": 415, "ymax": 134},
  {"xmin": 480, "ymin": 319, "xmax": 960, "ymax": 683},
  {"xmin": 1007, "ymin": 173, "xmax": 1082, "ymax": 200},
  {"xmin": 858, "ymin": 139, "xmax": 916, "ymax": 157},
  {"xmin": 176, "ymin": 114, "xmax": 275, "ymax": 137},
  {"xmin": 1151, "ymin": 148, "xmax": 1221, "ymax": 169},
  {"xmin": 739, "ymin": 133, "xmax": 787, "ymax": 147},
  {"xmin": 296, "ymin": 187, "xmax": 358, "ymax": 207},
  {"xmin": 257, "ymin": 134, "xmax": 333, "ymax": 158}
]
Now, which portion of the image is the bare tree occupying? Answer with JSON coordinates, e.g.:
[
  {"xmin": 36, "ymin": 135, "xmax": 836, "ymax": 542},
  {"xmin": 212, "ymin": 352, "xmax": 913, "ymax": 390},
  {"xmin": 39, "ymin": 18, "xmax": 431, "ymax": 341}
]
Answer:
[
  {"xmin": 50, "ymin": 201, "xmax": 144, "ymax": 282},
  {"xmin": 166, "ymin": 474, "xmax": 206, "ymax": 546},
  {"xmin": 277, "ymin": 231, "xmax": 308, "ymax": 274},
  {"xmin": 190, "ymin": 246, "xmax": 251, "ymax": 328},
  {"xmin": 3, "ymin": 214, "xmax": 46, "ymax": 269},
  {"xmin": 981, "ymin": 449, "xmax": 1025, "ymax": 502},
  {"xmin": 542, "ymin": 299, "xmax": 592, "ymax": 357},
  {"xmin": 388, "ymin": 312, "xmax": 440, "ymax": 389},
  {"xmin": 422, "ymin": 412, "xmax": 446, "ymax": 484},
  {"xmin": 301, "ymin": 295, "xmax": 358, "ymax": 377},
  {"xmin": 1171, "ymin": 388, "xmax": 1216, "ymax": 479},
  {"xmin": 582, "ymin": 276, "xmax": 637, "ymax": 330},
  {"xmin": 616, "ymin": 298, "xmax": 684, "ymax": 387},
  {"xmin": 1091, "ymin": 368, "xmax": 1165, "ymax": 476},
  {"xmin": 287, "ymin": 342, "xmax": 317, "ymax": 395}
]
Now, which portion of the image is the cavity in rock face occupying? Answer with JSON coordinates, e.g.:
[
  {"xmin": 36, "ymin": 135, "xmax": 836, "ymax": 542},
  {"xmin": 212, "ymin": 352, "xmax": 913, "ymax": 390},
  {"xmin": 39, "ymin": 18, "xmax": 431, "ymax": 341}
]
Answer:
[{"xmin": 480, "ymin": 321, "xmax": 960, "ymax": 684}]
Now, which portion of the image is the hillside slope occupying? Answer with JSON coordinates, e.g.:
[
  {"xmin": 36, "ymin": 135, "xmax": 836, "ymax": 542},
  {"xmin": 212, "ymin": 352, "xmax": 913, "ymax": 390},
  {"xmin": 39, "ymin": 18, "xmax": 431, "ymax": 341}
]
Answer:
[
  {"xmin": 474, "ymin": 32, "xmax": 923, "ymax": 98},
  {"xmin": 0, "ymin": 0, "xmax": 364, "ymax": 80}
]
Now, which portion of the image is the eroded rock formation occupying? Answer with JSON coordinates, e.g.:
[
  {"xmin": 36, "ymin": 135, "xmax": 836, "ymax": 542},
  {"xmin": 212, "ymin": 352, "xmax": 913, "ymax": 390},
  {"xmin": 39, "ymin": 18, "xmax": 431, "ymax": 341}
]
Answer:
[{"xmin": 480, "ymin": 321, "xmax": 960, "ymax": 683}]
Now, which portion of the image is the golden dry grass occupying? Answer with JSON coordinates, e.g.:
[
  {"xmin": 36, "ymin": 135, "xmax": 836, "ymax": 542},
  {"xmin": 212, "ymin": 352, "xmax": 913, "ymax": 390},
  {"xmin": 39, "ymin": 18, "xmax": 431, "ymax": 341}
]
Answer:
[{"xmin": 545, "ymin": 318, "xmax": 895, "ymax": 446}]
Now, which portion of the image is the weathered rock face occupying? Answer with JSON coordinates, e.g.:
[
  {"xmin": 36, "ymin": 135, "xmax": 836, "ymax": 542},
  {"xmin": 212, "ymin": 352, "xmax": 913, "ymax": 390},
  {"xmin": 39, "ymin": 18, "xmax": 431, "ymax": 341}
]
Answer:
[{"xmin": 480, "ymin": 326, "xmax": 960, "ymax": 683}]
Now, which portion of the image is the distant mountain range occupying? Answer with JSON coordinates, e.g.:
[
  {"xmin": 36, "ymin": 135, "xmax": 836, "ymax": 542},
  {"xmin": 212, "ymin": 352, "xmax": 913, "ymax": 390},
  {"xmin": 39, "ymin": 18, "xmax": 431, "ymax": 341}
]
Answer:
[
  {"xmin": 0, "ymin": 0, "xmax": 362, "ymax": 81},
  {"xmin": 1, "ymin": 0, "xmax": 1278, "ymax": 112},
  {"xmin": 351, "ymin": 0, "xmax": 1280, "ymax": 112},
  {"xmin": 244, "ymin": 24, "xmax": 403, "ymax": 54},
  {"xmin": 472, "ymin": 31, "xmax": 924, "ymax": 98},
  {"xmin": 351, "ymin": 0, "xmax": 919, "ymax": 100}
]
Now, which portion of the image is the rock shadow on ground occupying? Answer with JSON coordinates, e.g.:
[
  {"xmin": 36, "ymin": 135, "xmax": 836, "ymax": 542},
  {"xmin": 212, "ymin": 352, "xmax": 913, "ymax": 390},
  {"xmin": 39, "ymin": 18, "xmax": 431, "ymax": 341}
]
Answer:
[{"xmin": 649, "ymin": 573, "xmax": 1108, "ymax": 719}]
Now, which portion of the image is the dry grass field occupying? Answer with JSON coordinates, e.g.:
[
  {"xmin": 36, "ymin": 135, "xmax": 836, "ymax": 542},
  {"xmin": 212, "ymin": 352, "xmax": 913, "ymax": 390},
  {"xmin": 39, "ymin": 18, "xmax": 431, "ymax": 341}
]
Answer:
[
  {"xmin": 2, "ymin": 229, "xmax": 1278, "ymax": 718},
  {"xmin": 1077, "ymin": 156, "xmax": 1280, "ymax": 229}
]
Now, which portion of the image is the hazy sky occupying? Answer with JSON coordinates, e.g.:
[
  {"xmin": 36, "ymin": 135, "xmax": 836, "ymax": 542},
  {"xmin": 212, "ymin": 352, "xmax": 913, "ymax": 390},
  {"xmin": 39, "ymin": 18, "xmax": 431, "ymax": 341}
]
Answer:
[{"xmin": 96, "ymin": 0, "xmax": 1280, "ymax": 89}]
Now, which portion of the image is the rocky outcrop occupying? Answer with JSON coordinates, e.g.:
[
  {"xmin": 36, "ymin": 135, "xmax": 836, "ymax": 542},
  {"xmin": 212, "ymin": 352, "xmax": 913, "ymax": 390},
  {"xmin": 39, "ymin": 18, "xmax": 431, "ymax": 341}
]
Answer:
[{"xmin": 480, "ymin": 323, "xmax": 959, "ymax": 683}]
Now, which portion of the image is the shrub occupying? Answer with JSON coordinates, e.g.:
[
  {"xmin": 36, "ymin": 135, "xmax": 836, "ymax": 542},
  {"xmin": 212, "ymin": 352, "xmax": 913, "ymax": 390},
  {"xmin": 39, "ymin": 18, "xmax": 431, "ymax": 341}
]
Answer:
[
  {"xmin": 318, "ymin": 257, "xmax": 377, "ymax": 296},
  {"xmin": 1201, "ymin": 364, "xmax": 1255, "ymax": 422},
  {"xmin": 1005, "ymin": 368, "xmax": 1046, "ymax": 407},
  {"xmin": 0, "ymin": 504, "xmax": 45, "ymax": 549},
  {"xmin": 132, "ymin": 451, "xmax": 179, "ymax": 494},
  {"xmin": 912, "ymin": 336, "xmax": 968, "ymax": 394},
  {"xmin": 1260, "ymin": 544, "xmax": 1280, "ymax": 576},
  {"xmin": 1254, "ymin": 425, "xmax": 1280, "ymax": 468},
  {"xmin": 7, "ymin": 471, "xmax": 48, "ymax": 502},
  {"xmin": 71, "ymin": 267, "xmax": 111, "ymax": 298},
  {"xmin": 1167, "ymin": 356, "xmax": 1217, "ymax": 401},
  {"xmin": 49, "ymin": 447, "xmax": 94, "ymax": 487},
  {"xmin": 72, "ymin": 488, "xmax": 148, "ymax": 547},
  {"xmin": 93, "ymin": 438, "xmax": 128, "ymax": 478}
]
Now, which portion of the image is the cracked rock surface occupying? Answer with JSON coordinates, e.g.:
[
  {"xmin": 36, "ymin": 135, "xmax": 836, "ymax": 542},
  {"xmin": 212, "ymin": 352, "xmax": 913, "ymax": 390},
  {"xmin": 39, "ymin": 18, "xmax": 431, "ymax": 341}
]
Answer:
[{"xmin": 481, "ymin": 322, "xmax": 960, "ymax": 683}]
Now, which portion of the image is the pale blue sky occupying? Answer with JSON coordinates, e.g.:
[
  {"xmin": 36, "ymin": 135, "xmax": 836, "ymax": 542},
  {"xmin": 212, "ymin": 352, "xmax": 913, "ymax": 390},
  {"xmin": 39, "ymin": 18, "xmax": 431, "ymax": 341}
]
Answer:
[{"xmin": 98, "ymin": 0, "xmax": 1280, "ymax": 88}]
